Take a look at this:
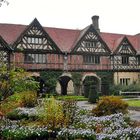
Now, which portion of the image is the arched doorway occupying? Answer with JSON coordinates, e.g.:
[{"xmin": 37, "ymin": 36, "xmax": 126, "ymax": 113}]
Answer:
[
  {"xmin": 58, "ymin": 76, "xmax": 71, "ymax": 95},
  {"xmin": 82, "ymin": 73, "xmax": 101, "ymax": 97},
  {"xmin": 58, "ymin": 73, "xmax": 74, "ymax": 95}
]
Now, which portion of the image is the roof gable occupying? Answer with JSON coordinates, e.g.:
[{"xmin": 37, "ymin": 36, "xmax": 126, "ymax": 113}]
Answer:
[
  {"xmin": 0, "ymin": 36, "xmax": 12, "ymax": 51},
  {"xmin": 114, "ymin": 36, "xmax": 136, "ymax": 55},
  {"xmin": 71, "ymin": 25, "xmax": 111, "ymax": 54},
  {"xmin": 13, "ymin": 18, "xmax": 61, "ymax": 53}
]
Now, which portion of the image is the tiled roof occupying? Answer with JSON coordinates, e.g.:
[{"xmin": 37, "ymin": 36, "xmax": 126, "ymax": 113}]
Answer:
[
  {"xmin": 45, "ymin": 27, "xmax": 80, "ymax": 52},
  {"xmin": 0, "ymin": 22, "xmax": 140, "ymax": 53},
  {"xmin": 0, "ymin": 23, "xmax": 26, "ymax": 44}
]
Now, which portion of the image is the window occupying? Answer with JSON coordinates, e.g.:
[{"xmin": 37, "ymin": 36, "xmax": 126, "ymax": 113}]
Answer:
[
  {"xmin": 120, "ymin": 78, "xmax": 130, "ymax": 85},
  {"xmin": 85, "ymin": 41, "xmax": 96, "ymax": 48},
  {"xmin": 122, "ymin": 56, "xmax": 129, "ymax": 65},
  {"xmin": 24, "ymin": 53, "xmax": 46, "ymax": 64},
  {"xmin": 83, "ymin": 55, "xmax": 100, "ymax": 64},
  {"xmin": 138, "ymin": 56, "xmax": 140, "ymax": 65},
  {"xmin": 27, "ymin": 37, "xmax": 43, "ymax": 44}
]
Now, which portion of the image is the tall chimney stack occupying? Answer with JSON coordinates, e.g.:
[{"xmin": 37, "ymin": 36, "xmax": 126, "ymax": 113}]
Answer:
[{"xmin": 91, "ymin": 15, "xmax": 100, "ymax": 33}]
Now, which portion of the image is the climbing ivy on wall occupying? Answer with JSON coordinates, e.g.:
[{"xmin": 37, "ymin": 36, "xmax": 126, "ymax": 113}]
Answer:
[
  {"xmin": 96, "ymin": 71, "xmax": 113, "ymax": 84},
  {"xmin": 40, "ymin": 71, "xmax": 62, "ymax": 93},
  {"xmin": 96, "ymin": 71, "xmax": 114, "ymax": 95},
  {"xmin": 72, "ymin": 72, "xmax": 82, "ymax": 95}
]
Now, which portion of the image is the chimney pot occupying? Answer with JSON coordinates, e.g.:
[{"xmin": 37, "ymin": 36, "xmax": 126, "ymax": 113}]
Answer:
[{"xmin": 91, "ymin": 15, "xmax": 100, "ymax": 33}]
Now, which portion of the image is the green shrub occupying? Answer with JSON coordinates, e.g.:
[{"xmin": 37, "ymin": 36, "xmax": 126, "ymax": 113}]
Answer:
[
  {"xmin": 109, "ymin": 83, "xmax": 140, "ymax": 95},
  {"xmin": 88, "ymin": 86, "xmax": 99, "ymax": 103},
  {"xmin": 0, "ymin": 91, "xmax": 37, "ymax": 114},
  {"xmin": 38, "ymin": 96, "xmax": 66, "ymax": 130},
  {"xmin": 109, "ymin": 84, "xmax": 123, "ymax": 95},
  {"xmin": 122, "ymin": 83, "xmax": 140, "ymax": 92},
  {"xmin": 22, "ymin": 91, "xmax": 37, "ymax": 107},
  {"xmin": 62, "ymin": 99, "xmax": 77, "ymax": 124},
  {"xmin": 92, "ymin": 96, "xmax": 128, "ymax": 116},
  {"xmin": 84, "ymin": 85, "xmax": 90, "ymax": 98},
  {"xmin": 6, "ymin": 109, "xmax": 28, "ymax": 120}
]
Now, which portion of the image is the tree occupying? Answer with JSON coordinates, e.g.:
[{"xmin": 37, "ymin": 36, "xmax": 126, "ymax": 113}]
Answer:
[
  {"xmin": 0, "ymin": 0, "xmax": 9, "ymax": 7},
  {"xmin": 40, "ymin": 71, "xmax": 62, "ymax": 93},
  {"xmin": 0, "ymin": 66, "xmax": 39, "ymax": 99}
]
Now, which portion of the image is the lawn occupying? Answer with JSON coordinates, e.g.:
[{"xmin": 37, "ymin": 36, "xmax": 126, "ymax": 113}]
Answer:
[
  {"xmin": 126, "ymin": 99, "xmax": 140, "ymax": 107},
  {"xmin": 56, "ymin": 95, "xmax": 88, "ymax": 101}
]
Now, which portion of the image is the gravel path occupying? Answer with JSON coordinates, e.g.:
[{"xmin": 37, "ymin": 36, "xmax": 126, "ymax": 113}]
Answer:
[{"xmin": 77, "ymin": 101, "xmax": 140, "ymax": 121}]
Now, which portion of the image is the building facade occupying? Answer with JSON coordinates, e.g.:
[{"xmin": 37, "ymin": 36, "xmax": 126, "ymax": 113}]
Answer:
[{"xmin": 0, "ymin": 16, "xmax": 140, "ymax": 95}]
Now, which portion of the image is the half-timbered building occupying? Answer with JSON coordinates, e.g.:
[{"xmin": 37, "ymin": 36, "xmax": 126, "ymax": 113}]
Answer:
[{"xmin": 0, "ymin": 15, "xmax": 140, "ymax": 95}]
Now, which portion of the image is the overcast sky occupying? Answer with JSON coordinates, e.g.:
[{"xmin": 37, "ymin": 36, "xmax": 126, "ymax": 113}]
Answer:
[{"xmin": 0, "ymin": 0, "xmax": 140, "ymax": 35}]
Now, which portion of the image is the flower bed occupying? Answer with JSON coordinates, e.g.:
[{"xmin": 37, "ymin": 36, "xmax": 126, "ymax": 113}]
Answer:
[
  {"xmin": 0, "ymin": 96, "xmax": 140, "ymax": 140},
  {"xmin": 0, "ymin": 112, "xmax": 140, "ymax": 140}
]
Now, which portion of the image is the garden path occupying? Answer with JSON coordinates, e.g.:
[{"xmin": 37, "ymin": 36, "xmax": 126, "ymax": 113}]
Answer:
[{"xmin": 77, "ymin": 101, "xmax": 140, "ymax": 121}]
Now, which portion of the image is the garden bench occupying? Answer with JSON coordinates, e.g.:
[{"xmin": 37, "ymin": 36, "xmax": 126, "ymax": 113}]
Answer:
[{"xmin": 119, "ymin": 91, "xmax": 140, "ymax": 97}]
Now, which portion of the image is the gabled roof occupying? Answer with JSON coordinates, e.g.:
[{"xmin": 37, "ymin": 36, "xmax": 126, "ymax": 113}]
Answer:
[
  {"xmin": 45, "ymin": 27, "xmax": 80, "ymax": 52},
  {"xmin": 0, "ymin": 23, "xmax": 26, "ymax": 44},
  {"xmin": 0, "ymin": 20, "xmax": 140, "ymax": 53},
  {"xmin": 12, "ymin": 18, "xmax": 62, "ymax": 52},
  {"xmin": 71, "ymin": 24, "xmax": 111, "ymax": 53},
  {"xmin": 0, "ymin": 35, "xmax": 12, "ymax": 51},
  {"xmin": 113, "ymin": 36, "xmax": 136, "ymax": 54}
]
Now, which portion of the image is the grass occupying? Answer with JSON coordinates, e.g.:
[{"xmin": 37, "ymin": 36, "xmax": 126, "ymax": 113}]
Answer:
[
  {"xmin": 56, "ymin": 95, "xmax": 88, "ymax": 101},
  {"xmin": 126, "ymin": 99, "xmax": 140, "ymax": 107}
]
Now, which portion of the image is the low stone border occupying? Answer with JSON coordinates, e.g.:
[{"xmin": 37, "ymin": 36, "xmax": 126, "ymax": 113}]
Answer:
[{"xmin": 128, "ymin": 106, "xmax": 140, "ymax": 111}]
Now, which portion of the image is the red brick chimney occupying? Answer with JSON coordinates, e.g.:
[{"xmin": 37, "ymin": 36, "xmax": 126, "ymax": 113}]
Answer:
[{"xmin": 91, "ymin": 15, "xmax": 100, "ymax": 33}]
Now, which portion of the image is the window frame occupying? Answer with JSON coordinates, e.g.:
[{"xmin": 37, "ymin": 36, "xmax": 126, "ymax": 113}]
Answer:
[
  {"xmin": 120, "ymin": 78, "xmax": 130, "ymax": 86},
  {"xmin": 83, "ymin": 55, "xmax": 100, "ymax": 64},
  {"xmin": 24, "ymin": 53, "xmax": 46, "ymax": 64},
  {"xmin": 122, "ymin": 56, "xmax": 129, "ymax": 65}
]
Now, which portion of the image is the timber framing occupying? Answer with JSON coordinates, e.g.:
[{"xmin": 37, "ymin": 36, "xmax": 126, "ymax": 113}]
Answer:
[{"xmin": 0, "ymin": 16, "xmax": 140, "ymax": 73}]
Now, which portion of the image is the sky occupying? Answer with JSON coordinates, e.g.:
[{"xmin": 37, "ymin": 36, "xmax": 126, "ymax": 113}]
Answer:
[{"xmin": 0, "ymin": 0, "xmax": 140, "ymax": 35}]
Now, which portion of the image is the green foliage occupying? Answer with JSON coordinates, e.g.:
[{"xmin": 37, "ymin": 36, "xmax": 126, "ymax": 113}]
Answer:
[
  {"xmin": 72, "ymin": 72, "xmax": 82, "ymax": 95},
  {"xmin": 97, "ymin": 71, "xmax": 113, "ymax": 95},
  {"xmin": 88, "ymin": 86, "xmax": 99, "ymax": 103},
  {"xmin": 22, "ymin": 91, "xmax": 37, "ymax": 107},
  {"xmin": 72, "ymin": 72, "xmax": 82, "ymax": 86},
  {"xmin": 40, "ymin": 71, "xmax": 62, "ymax": 93},
  {"xmin": 56, "ymin": 95, "xmax": 87, "ymax": 101},
  {"xmin": 0, "ymin": 91, "xmax": 37, "ymax": 114},
  {"xmin": 122, "ymin": 83, "xmax": 140, "ymax": 92},
  {"xmin": 92, "ymin": 96, "xmax": 128, "ymax": 116},
  {"xmin": 84, "ymin": 85, "xmax": 90, "ymax": 98},
  {"xmin": 62, "ymin": 99, "xmax": 77, "ymax": 125},
  {"xmin": 97, "ymin": 71, "xmax": 113, "ymax": 85},
  {"xmin": 109, "ymin": 84, "xmax": 123, "ymax": 95},
  {"xmin": 10, "ymin": 68, "xmax": 39, "ymax": 93},
  {"xmin": 110, "ymin": 83, "xmax": 140, "ymax": 95},
  {"xmin": 0, "ymin": 65, "xmax": 11, "ymax": 98},
  {"xmin": 6, "ymin": 109, "xmax": 28, "ymax": 120},
  {"xmin": 126, "ymin": 99, "xmax": 140, "ymax": 107},
  {"xmin": 38, "ymin": 96, "xmax": 66, "ymax": 130},
  {"xmin": 0, "ymin": 66, "xmax": 39, "ymax": 99}
]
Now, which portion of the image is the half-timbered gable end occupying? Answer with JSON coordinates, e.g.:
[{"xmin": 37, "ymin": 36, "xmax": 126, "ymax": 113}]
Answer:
[
  {"xmin": 71, "ymin": 25, "xmax": 111, "ymax": 55},
  {"xmin": 0, "ymin": 36, "xmax": 11, "ymax": 66},
  {"xmin": 111, "ymin": 37, "xmax": 137, "ymax": 70},
  {"xmin": 13, "ymin": 18, "xmax": 61, "ymax": 53},
  {"xmin": 114, "ymin": 37, "xmax": 136, "ymax": 55}
]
